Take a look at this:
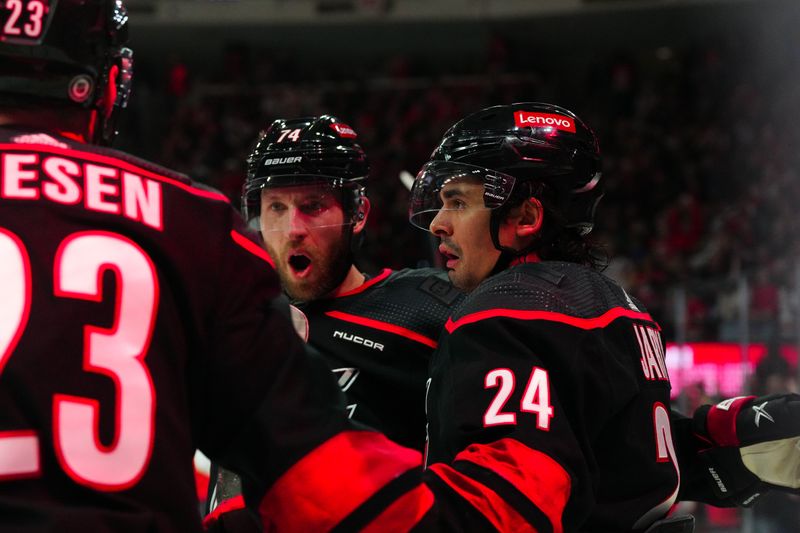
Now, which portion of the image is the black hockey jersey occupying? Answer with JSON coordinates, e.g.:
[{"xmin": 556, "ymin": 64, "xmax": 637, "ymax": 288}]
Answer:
[
  {"xmin": 204, "ymin": 268, "xmax": 462, "ymax": 529},
  {"xmin": 251, "ymin": 261, "xmax": 683, "ymax": 533},
  {"xmin": 423, "ymin": 261, "xmax": 680, "ymax": 532},
  {"xmin": 0, "ymin": 129, "xmax": 366, "ymax": 531},
  {"xmin": 294, "ymin": 267, "xmax": 463, "ymax": 451}
]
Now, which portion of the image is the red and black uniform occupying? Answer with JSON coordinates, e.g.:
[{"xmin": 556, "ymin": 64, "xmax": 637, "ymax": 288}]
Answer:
[
  {"xmin": 421, "ymin": 260, "xmax": 680, "ymax": 532},
  {"xmin": 205, "ymin": 268, "xmax": 462, "ymax": 528},
  {"xmin": 294, "ymin": 267, "xmax": 462, "ymax": 451},
  {"xmin": 0, "ymin": 129, "xmax": 397, "ymax": 531},
  {"xmin": 255, "ymin": 261, "xmax": 682, "ymax": 533}
]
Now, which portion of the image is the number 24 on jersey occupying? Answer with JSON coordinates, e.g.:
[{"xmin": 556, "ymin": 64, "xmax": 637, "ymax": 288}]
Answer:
[{"xmin": 483, "ymin": 367, "xmax": 554, "ymax": 430}]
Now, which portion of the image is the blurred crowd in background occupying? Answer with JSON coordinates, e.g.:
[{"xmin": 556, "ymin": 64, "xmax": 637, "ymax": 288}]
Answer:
[
  {"xmin": 120, "ymin": 29, "xmax": 800, "ymax": 347},
  {"xmin": 115, "ymin": 12, "xmax": 799, "ymax": 530}
]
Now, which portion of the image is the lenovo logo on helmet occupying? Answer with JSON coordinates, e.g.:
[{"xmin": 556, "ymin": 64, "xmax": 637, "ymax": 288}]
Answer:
[
  {"xmin": 514, "ymin": 111, "xmax": 576, "ymax": 133},
  {"xmin": 331, "ymin": 123, "xmax": 357, "ymax": 138},
  {"xmin": 262, "ymin": 156, "xmax": 302, "ymax": 166}
]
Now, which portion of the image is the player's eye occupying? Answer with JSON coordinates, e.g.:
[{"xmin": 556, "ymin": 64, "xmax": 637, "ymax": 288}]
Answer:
[
  {"xmin": 267, "ymin": 202, "xmax": 286, "ymax": 213},
  {"xmin": 445, "ymin": 198, "xmax": 467, "ymax": 210},
  {"xmin": 299, "ymin": 200, "xmax": 325, "ymax": 215}
]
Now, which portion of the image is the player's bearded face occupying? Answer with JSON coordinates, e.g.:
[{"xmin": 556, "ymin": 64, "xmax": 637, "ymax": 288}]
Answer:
[
  {"xmin": 259, "ymin": 185, "xmax": 353, "ymax": 301},
  {"xmin": 429, "ymin": 179, "xmax": 501, "ymax": 293}
]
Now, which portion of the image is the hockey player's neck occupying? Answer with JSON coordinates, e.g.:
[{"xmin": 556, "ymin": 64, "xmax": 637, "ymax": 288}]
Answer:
[
  {"xmin": 508, "ymin": 251, "xmax": 541, "ymax": 267},
  {"xmin": 329, "ymin": 265, "xmax": 366, "ymax": 297}
]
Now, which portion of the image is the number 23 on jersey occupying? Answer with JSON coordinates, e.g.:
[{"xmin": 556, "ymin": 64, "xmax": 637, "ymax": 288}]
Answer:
[{"xmin": 0, "ymin": 228, "xmax": 158, "ymax": 491}]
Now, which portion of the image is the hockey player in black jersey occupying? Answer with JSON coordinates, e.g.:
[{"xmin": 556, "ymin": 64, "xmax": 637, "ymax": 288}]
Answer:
[
  {"xmin": 0, "ymin": 2, "xmax": 422, "ymax": 531},
  {"xmin": 240, "ymin": 115, "xmax": 462, "ymax": 451},
  {"xmin": 403, "ymin": 103, "xmax": 800, "ymax": 531},
  {"xmin": 204, "ymin": 115, "xmax": 463, "ymax": 529}
]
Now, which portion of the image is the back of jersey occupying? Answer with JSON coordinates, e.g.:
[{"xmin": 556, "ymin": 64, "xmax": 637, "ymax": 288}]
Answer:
[{"xmin": 0, "ymin": 130, "xmax": 336, "ymax": 531}]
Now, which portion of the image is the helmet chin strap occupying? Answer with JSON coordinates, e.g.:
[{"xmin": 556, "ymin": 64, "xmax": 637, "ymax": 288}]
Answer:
[{"xmin": 487, "ymin": 212, "xmax": 529, "ymax": 277}]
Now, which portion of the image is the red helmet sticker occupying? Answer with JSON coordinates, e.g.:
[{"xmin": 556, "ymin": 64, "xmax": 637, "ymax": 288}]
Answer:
[
  {"xmin": 514, "ymin": 111, "xmax": 576, "ymax": 133},
  {"xmin": 330, "ymin": 123, "xmax": 357, "ymax": 138}
]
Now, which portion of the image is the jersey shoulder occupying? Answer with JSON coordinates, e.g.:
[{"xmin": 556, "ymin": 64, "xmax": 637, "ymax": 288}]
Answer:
[
  {"xmin": 0, "ymin": 128, "xmax": 229, "ymax": 206},
  {"xmin": 451, "ymin": 261, "xmax": 652, "ymax": 323},
  {"xmin": 314, "ymin": 267, "xmax": 464, "ymax": 339}
]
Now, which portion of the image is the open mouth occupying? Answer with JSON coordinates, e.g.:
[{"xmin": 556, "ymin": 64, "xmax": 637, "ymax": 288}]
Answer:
[
  {"xmin": 288, "ymin": 254, "xmax": 312, "ymax": 274},
  {"xmin": 439, "ymin": 245, "xmax": 459, "ymax": 269}
]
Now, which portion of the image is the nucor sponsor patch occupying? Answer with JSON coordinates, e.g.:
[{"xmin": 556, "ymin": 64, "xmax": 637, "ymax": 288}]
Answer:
[{"xmin": 514, "ymin": 111, "xmax": 576, "ymax": 133}]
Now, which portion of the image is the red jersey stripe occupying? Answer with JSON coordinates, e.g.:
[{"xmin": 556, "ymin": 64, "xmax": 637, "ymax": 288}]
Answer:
[
  {"xmin": 259, "ymin": 431, "xmax": 422, "ymax": 532},
  {"xmin": 428, "ymin": 462, "xmax": 536, "ymax": 533},
  {"xmin": 361, "ymin": 482, "xmax": 435, "ymax": 533},
  {"xmin": 446, "ymin": 306, "xmax": 656, "ymax": 334},
  {"xmin": 454, "ymin": 438, "xmax": 571, "ymax": 533},
  {"xmin": 202, "ymin": 495, "xmax": 245, "ymax": 528},
  {"xmin": 230, "ymin": 230, "xmax": 275, "ymax": 268},
  {"xmin": 0, "ymin": 143, "xmax": 231, "ymax": 203},
  {"xmin": 337, "ymin": 268, "xmax": 392, "ymax": 297},
  {"xmin": 325, "ymin": 311, "xmax": 438, "ymax": 348}
]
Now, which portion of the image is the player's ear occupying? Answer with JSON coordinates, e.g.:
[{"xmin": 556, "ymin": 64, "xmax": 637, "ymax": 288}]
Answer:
[
  {"xmin": 353, "ymin": 196, "xmax": 370, "ymax": 234},
  {"xmin": 515, "ymin": 197, "xmax": 543, "ymax": 238}
]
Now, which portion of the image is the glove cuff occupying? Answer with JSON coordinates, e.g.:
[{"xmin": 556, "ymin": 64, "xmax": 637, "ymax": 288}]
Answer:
[{"xmin": 697, "ymin": 396, "xmax": 755, "ymax": 447}]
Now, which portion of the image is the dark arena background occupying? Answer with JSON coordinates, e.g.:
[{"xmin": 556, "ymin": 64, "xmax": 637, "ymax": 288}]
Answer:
[{"xmin": 117, "ymin": 0, "xmax": 798, "ymax": 530}]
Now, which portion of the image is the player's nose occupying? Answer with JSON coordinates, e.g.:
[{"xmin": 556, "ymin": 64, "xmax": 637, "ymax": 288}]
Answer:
[{"xmin": 429, "ymin": 209, "xmax": 452, "ymax": 236}]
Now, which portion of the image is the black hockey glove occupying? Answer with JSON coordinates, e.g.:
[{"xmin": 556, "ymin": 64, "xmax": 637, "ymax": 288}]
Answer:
[{"xmin": 693, "ymin": 393, "xmax": 800, "ymax": 507}]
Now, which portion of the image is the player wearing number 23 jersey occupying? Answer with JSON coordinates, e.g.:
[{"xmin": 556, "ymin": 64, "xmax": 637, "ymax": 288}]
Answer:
[
  {"xmin": 0, "ymin": 126, "xmax": 362, "ymax": 531},
  {"xmin": 0, "ymin": 1, "xmax": 408, "ymax": 529}
]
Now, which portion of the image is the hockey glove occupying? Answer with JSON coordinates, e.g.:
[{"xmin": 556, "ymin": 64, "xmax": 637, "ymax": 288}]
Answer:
[{"xmin": 693, "ymin": 393, "xmax": 800, "ymax": 507}]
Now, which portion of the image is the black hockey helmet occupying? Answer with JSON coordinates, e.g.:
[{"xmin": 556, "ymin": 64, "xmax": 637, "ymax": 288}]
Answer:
[
  {"xmin": 0, "ymin": 0, "xmax": 133, "ymax": 145},
  {"xmin": 409, "ymin": 102, "xmax": 603, "ymax": 254},
  {"xmin": 242, "ymin": 115, "xmax": 369, "ymax": 230}
]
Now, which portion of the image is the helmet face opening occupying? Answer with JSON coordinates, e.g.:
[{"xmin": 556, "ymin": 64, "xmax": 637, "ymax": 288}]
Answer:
[
  {"xmin": 243, "ymin": 174, "xmax": 363, "ymax": 233},
  {"xmin": 408, "ymin": 161, "xmax": 516, "ymax": 231}
]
